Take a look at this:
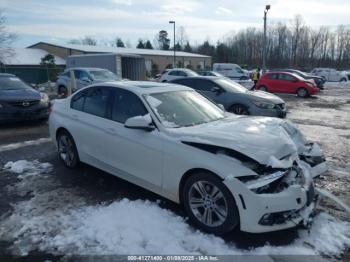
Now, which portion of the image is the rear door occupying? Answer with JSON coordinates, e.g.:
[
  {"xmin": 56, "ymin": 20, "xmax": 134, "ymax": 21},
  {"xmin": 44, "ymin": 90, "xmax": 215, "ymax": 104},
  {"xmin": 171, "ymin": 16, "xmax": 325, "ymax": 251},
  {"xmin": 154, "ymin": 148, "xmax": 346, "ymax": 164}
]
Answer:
[{"xmin": 69, "ymin": 86, "xmax": 113, "ymax": 165}]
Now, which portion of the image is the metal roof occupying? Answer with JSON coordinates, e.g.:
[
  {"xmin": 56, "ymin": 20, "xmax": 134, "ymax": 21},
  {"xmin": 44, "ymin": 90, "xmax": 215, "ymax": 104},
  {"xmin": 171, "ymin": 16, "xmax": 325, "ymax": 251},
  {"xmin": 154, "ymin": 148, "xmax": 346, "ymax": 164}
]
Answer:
[
  {"xmin": 28, "ymin": 42, "xmax": 211, "ymax": 58},
  {"xmin": 0, "ymin": 48, "xmax": 66, "ymax": 66}
]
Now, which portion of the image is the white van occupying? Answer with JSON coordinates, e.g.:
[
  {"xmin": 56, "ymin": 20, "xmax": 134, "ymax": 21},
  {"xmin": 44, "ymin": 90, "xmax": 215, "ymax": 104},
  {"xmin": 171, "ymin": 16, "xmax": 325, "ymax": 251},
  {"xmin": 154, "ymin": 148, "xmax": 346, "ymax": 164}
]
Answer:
[{"xmin": 213, "ymin": 63, "xmax": 249, "ymax": 80}]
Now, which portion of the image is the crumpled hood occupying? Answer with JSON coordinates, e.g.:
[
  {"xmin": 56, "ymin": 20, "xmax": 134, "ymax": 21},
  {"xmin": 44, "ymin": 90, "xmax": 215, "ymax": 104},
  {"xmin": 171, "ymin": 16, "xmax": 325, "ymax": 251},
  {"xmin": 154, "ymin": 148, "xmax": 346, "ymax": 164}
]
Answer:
[
  {"xmin": 168, "ymin": 115, "xmax": 307, "ymax": 167},
  {"xmin": 0, "ymin": 88, "xmax": 40, "ymax": 101}
]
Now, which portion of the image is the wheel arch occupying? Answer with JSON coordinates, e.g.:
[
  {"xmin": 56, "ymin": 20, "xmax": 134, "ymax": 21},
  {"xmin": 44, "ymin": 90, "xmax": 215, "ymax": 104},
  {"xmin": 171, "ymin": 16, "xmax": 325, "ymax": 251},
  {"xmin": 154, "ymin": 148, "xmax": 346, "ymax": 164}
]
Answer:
[
  {"xmin": 178, "ymin": 168, "xmax": 224, "ymax": 205},
  {"xmin": 56, "ymin": 127, "xmax": 70, "ymax": 141}
]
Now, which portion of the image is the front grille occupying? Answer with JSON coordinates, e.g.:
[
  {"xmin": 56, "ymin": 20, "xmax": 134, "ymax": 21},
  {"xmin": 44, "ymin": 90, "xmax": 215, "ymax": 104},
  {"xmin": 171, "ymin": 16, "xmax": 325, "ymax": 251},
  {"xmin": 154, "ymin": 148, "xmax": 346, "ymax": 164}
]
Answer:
[{"xmin": 7, "ymin": 100, "xmax": 40, "ymax": 107}]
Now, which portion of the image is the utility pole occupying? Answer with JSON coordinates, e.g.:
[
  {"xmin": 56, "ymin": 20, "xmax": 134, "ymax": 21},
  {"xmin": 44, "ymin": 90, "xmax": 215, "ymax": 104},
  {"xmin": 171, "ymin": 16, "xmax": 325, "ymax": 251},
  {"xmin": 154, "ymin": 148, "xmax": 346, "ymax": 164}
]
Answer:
[
  {"xmin": 263, "ymin": 5, "xmax": 270, "ymax": 71},
  {"xmin": 169, "ymin": 20, "xmax": 176, "ymax": 68}
]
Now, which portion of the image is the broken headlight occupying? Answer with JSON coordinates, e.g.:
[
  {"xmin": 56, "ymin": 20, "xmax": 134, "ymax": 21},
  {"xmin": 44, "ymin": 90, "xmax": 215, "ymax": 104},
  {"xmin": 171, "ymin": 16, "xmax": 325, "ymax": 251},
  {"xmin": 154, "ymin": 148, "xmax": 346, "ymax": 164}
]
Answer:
[{"xmin": 238, "ymin": 167, "xmax": 305, "ymax": 194}]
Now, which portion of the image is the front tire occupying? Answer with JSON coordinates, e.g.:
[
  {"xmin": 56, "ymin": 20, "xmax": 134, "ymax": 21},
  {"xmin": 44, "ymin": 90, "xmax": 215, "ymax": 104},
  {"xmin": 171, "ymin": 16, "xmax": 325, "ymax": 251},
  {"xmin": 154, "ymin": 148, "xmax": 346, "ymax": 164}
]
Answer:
[
  {"xmin": 183, "ymin": 172, "xmax": 239, "ymax": 235},
  {"xmin": 340, "ymin": 77, "xmax": 347, "ymax": 82},
  {"xmin": 57, "ymin": 130, "xmax": 79, "ymax": 168},
  {"xmin": 297, "ymin": 87, "xmax": 309, "ymax": 98}
]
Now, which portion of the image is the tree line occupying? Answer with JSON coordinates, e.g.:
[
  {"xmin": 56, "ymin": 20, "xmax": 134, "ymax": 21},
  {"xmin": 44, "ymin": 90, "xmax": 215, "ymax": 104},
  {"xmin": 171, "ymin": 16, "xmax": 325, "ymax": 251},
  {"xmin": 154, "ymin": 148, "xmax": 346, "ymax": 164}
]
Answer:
[
  {"xmin": 68, "ymin": 17, "xmax": 350, "ymax": 71},
  {"xmin": 1, "ymin": 8, "xmax": 349, "ymax": 71}
]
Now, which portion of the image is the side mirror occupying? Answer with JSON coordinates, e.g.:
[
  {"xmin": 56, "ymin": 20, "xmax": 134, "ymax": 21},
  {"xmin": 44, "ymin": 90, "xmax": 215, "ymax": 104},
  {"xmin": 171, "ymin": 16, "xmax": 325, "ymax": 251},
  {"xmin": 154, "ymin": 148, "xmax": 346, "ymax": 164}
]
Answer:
[
  {"xmin": 124, "ymin": 115, "xmax": 155, "ymax": 131},
  {"xmin": 211, "ymin": 86, "xmax": 222, "ymax": 93}
]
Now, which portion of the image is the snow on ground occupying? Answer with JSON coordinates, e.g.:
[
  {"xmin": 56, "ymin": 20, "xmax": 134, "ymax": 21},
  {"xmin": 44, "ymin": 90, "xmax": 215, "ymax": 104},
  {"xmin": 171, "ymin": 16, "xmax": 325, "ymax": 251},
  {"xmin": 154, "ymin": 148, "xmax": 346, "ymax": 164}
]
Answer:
[
  {"xmin": 1, "ymin": 160, "xmax": 350, "ymax": 257},
  {"xmin": 285, "ymin": 82, "xmax": 350, "ymax": 222},
  {"xmin": 0, "ymin": 138, "xmax": 51, "ymax": 152}
]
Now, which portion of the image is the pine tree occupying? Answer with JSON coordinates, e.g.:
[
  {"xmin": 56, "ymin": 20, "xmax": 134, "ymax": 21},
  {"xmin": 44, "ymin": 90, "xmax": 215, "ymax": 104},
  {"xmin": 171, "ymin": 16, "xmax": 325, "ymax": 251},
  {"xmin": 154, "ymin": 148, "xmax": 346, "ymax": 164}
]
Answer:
[
  {"xmin": 137, "ymin": 39, "xmax": 145, "ymax": 49},
  {"xmin": 145, "ymin": 40, "xmax": 153, "ymax": 49}
]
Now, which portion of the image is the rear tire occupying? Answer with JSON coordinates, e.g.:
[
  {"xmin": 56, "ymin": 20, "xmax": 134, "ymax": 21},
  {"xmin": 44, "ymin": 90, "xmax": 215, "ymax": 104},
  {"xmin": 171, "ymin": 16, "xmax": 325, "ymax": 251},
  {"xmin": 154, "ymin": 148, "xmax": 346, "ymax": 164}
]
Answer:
[
  {"xmin": 229, "ymin": 104, "xmax": 249, "ymax": 115},
  {"xmin": 340, "ymin": 78, "xmax": 347, "ymax": 82},
  {"xmin": 259, "ymin": 86, "xmax": 268, "ymax": 92},
  {"xmin": 57, "ymin": 130, "xmax": 79, "ymax": 168},
  {"xmin": 297, "ymin": 87, "xmax": 309, "ymax": 98},
  {"xmin": 162, "ymin": 80, "xmax": 167, "ymax": 83},
  {"xmin": 182, "ymin": 172, "xmax": 239, "ymax": 235}
]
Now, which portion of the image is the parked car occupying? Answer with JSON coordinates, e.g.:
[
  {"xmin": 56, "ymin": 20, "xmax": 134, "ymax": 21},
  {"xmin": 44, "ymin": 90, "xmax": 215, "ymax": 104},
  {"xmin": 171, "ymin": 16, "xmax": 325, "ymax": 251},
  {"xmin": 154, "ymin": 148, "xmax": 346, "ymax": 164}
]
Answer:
[
  {"xmin": 197, "ymin": 71, "xmax": 224, "ymax": 77},
  {"xmin": 49, "ymin": 81, "xmax": 327, "ymax": 235},
  {"xmin": 56, "ymin": 67, "xmax": 120, "ymax": 97},
  {"xmin": 257, "ymin": 72, "xmax": 319, "ymax": 97},
  {"xmin": 310, "ymin": 68, "xmax": 348, "ymax": 82},
  {"xmin": 171, "ymin": 76, "xmax": 287, "ymax": 118},
  {"xmin": 213, "ymin": 63, "xmax": 249, "ymax": 80},
  {"xmin": 157, "ymin": 68, "xmax": 198, "ymax": 82},
  {"xmin": 0, "ymin": 74, "xmax": 50, "ymax": 123},
  {"xmin": 275, "ymin": 69, "xmax": 325, "ymax": 89}
]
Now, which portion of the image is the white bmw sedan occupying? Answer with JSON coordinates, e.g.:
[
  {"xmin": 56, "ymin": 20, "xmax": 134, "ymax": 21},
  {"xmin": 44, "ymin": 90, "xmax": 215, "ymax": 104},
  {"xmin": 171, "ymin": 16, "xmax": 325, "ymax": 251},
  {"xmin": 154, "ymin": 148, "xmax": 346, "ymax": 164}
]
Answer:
[{"xmin": 49, "ymin": 81, "xmax": 328, "ymax": 235}]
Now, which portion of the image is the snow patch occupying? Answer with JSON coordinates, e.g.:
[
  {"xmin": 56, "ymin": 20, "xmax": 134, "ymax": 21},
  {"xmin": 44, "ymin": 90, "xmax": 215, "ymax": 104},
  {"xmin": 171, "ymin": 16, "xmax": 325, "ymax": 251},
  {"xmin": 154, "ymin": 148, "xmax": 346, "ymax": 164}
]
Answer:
[
  {"xmin": 4, "ymin": 160, "xmax": 52, "ymax": 174},
  {"xmin": 0, "ymin": 138, "xmax": 51, "ymax": 152},
  {"xmin": 1, "ymin": 160, "xmax": 350, "ymax": 257}
]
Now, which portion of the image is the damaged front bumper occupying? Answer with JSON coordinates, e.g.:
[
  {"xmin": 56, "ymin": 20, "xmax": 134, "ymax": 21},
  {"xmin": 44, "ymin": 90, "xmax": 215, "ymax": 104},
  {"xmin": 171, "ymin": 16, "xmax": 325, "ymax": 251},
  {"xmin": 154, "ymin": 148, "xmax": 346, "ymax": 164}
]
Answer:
[
  {"xmin": 300, "ymin": 142, "xmax": 328, "ymax": 178},
  {"xmin": 224, "ymin": 164, "xmax": 320, "ymax": 233}
]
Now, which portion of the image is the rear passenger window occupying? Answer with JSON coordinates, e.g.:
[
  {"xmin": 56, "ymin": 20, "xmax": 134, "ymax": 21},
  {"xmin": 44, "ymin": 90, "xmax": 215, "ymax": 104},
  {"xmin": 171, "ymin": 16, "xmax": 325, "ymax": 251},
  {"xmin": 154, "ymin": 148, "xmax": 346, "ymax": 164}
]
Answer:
[
  {"xmin": 83, "ymin": 86, "xmax": 111, "ymax": 118},
  {"xmin": 111, "ymin": 89, "xmax": 148, "ymax": 124},
  {"xmin": 71, "ymin": 90, "xmax": 87, "ymax": 111},
  {"xmin": 195, "ymin": 79, "xmax": 216, "ymax": 91},
  {"xmin": 173, "ymin": 79, "xmax": 194, "ymax": 87},
  {"xmin": 279, "ymin": 74, "xmax": 295, "ymax": 81}
]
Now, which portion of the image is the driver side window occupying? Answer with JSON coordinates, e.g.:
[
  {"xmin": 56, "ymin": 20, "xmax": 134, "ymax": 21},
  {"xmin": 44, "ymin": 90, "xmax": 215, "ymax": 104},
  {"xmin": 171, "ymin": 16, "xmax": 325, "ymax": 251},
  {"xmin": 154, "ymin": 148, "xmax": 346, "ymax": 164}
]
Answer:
[
  {"xmin": 111, "ymin": 89, "xmax": 148, "ymax": 124},
  {"xmin": 279, "ymin": 74, "xmax": 295, "ymax": 82}
]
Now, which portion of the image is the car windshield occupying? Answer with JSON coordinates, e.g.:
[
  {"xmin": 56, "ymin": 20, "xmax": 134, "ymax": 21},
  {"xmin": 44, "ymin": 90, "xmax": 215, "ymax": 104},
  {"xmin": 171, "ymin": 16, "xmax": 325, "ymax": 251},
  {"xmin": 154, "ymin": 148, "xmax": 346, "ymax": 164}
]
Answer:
[
  {"xmin": 293, "ymin": 70, "xmax": 309, "ymax": 77},
  {"xmin": 145, "ymin": 90, "xmax": 225, "ymax": 128},
  {"xmin": 185, "ymin": 70, "xmax": 199, "ymax": 76},
  {"xmin": 214, "ymin": 78, "xmax": 247, "ymax": 93},
  {"xmin": 89, "ymin": 70, "xmax": 119, "ymax": 81},
  {"xmin": 0, "ymin": 77, "xmax": 31, "ymax": 90}
]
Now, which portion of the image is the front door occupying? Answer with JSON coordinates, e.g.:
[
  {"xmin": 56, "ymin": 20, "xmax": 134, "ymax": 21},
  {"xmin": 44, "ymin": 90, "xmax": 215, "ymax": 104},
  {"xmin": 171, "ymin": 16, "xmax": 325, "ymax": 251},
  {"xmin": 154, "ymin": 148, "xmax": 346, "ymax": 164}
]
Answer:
[{"xmin": 104, "ymin": 88, "xmax": 163, "ymax": 190}]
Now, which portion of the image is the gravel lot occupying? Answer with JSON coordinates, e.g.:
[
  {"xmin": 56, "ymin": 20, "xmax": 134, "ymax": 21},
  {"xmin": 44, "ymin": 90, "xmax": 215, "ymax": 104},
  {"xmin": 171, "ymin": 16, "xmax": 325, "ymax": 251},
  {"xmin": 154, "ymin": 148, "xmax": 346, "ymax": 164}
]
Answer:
[{"xmin": 0, "ymin": 82, "xmax": 349, "ymax": 260}]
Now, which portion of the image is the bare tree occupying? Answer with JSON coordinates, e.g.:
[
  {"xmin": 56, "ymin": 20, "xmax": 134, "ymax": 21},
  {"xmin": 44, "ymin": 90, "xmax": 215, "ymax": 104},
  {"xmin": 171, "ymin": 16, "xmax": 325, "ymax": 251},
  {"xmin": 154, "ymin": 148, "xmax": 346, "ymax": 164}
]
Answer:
[
  {"xmin": 176, "ymin": 26, "xmax": 188, "ymax": 49},
  {"xmin": 68, "ymin": 36, "xmax": 97, "ymax": 46},
  {"xmin": 0, "ymin": 9, "xmax": 17, "ymax": 61}
]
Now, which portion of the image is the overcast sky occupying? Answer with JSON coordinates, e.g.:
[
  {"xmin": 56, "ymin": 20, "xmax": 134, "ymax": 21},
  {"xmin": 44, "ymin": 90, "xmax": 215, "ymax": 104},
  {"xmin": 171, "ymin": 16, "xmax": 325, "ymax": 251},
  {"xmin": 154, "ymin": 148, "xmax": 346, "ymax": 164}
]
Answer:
[{"xmin": 1, "ymin": 0, "xmax": 350, "ymax": 48}]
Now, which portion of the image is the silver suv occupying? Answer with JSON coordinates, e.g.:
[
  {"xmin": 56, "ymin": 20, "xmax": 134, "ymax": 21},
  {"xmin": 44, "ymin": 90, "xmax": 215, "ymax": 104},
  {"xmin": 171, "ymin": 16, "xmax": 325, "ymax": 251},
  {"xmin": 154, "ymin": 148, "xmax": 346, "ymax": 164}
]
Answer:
[{"xmin": 56, "ymin": 68, "xmax": 120, "ymax": 97}]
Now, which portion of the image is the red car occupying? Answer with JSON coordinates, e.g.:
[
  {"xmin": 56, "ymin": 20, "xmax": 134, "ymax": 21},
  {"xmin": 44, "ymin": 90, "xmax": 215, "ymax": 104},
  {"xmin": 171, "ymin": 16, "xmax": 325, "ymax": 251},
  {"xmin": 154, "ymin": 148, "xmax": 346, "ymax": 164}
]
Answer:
[{"xmin": 256, "ymin": 71, "xmax": 319, "ymax": 97}]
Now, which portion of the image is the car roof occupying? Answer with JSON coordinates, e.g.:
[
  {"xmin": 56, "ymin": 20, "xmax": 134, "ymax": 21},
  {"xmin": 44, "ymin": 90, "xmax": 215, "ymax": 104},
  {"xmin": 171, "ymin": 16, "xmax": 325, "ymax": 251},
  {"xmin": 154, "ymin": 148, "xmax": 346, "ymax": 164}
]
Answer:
[
  {"xmin": 82, "ymin": 81, "xmax": 192, "ymax": 95},
  {"xmin": 65, "ymin": 67, "xmax": 108, "ymax": 71},
  {"xmin": 0, "ymin": 73, "xmax": 16, "ymax": 77},
  {"xmin": 265, "ymin": 71, "xmax": 304, "ymax": 79},
  {"xmin": 172, "ymin": 76, "xmax": 221, "ymax": 81}
]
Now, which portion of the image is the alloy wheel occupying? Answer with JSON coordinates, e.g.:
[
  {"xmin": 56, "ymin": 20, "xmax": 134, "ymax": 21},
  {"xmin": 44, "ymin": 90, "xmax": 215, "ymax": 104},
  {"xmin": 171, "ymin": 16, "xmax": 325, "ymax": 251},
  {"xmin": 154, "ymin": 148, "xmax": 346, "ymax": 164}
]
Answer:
[
  {"xmin": 188, "ymin": 181, "xmax": 228, "ymax": 227},
  {"xmin": 58, "ymin": 134, "xmax": 75, "ymax": 167}
]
